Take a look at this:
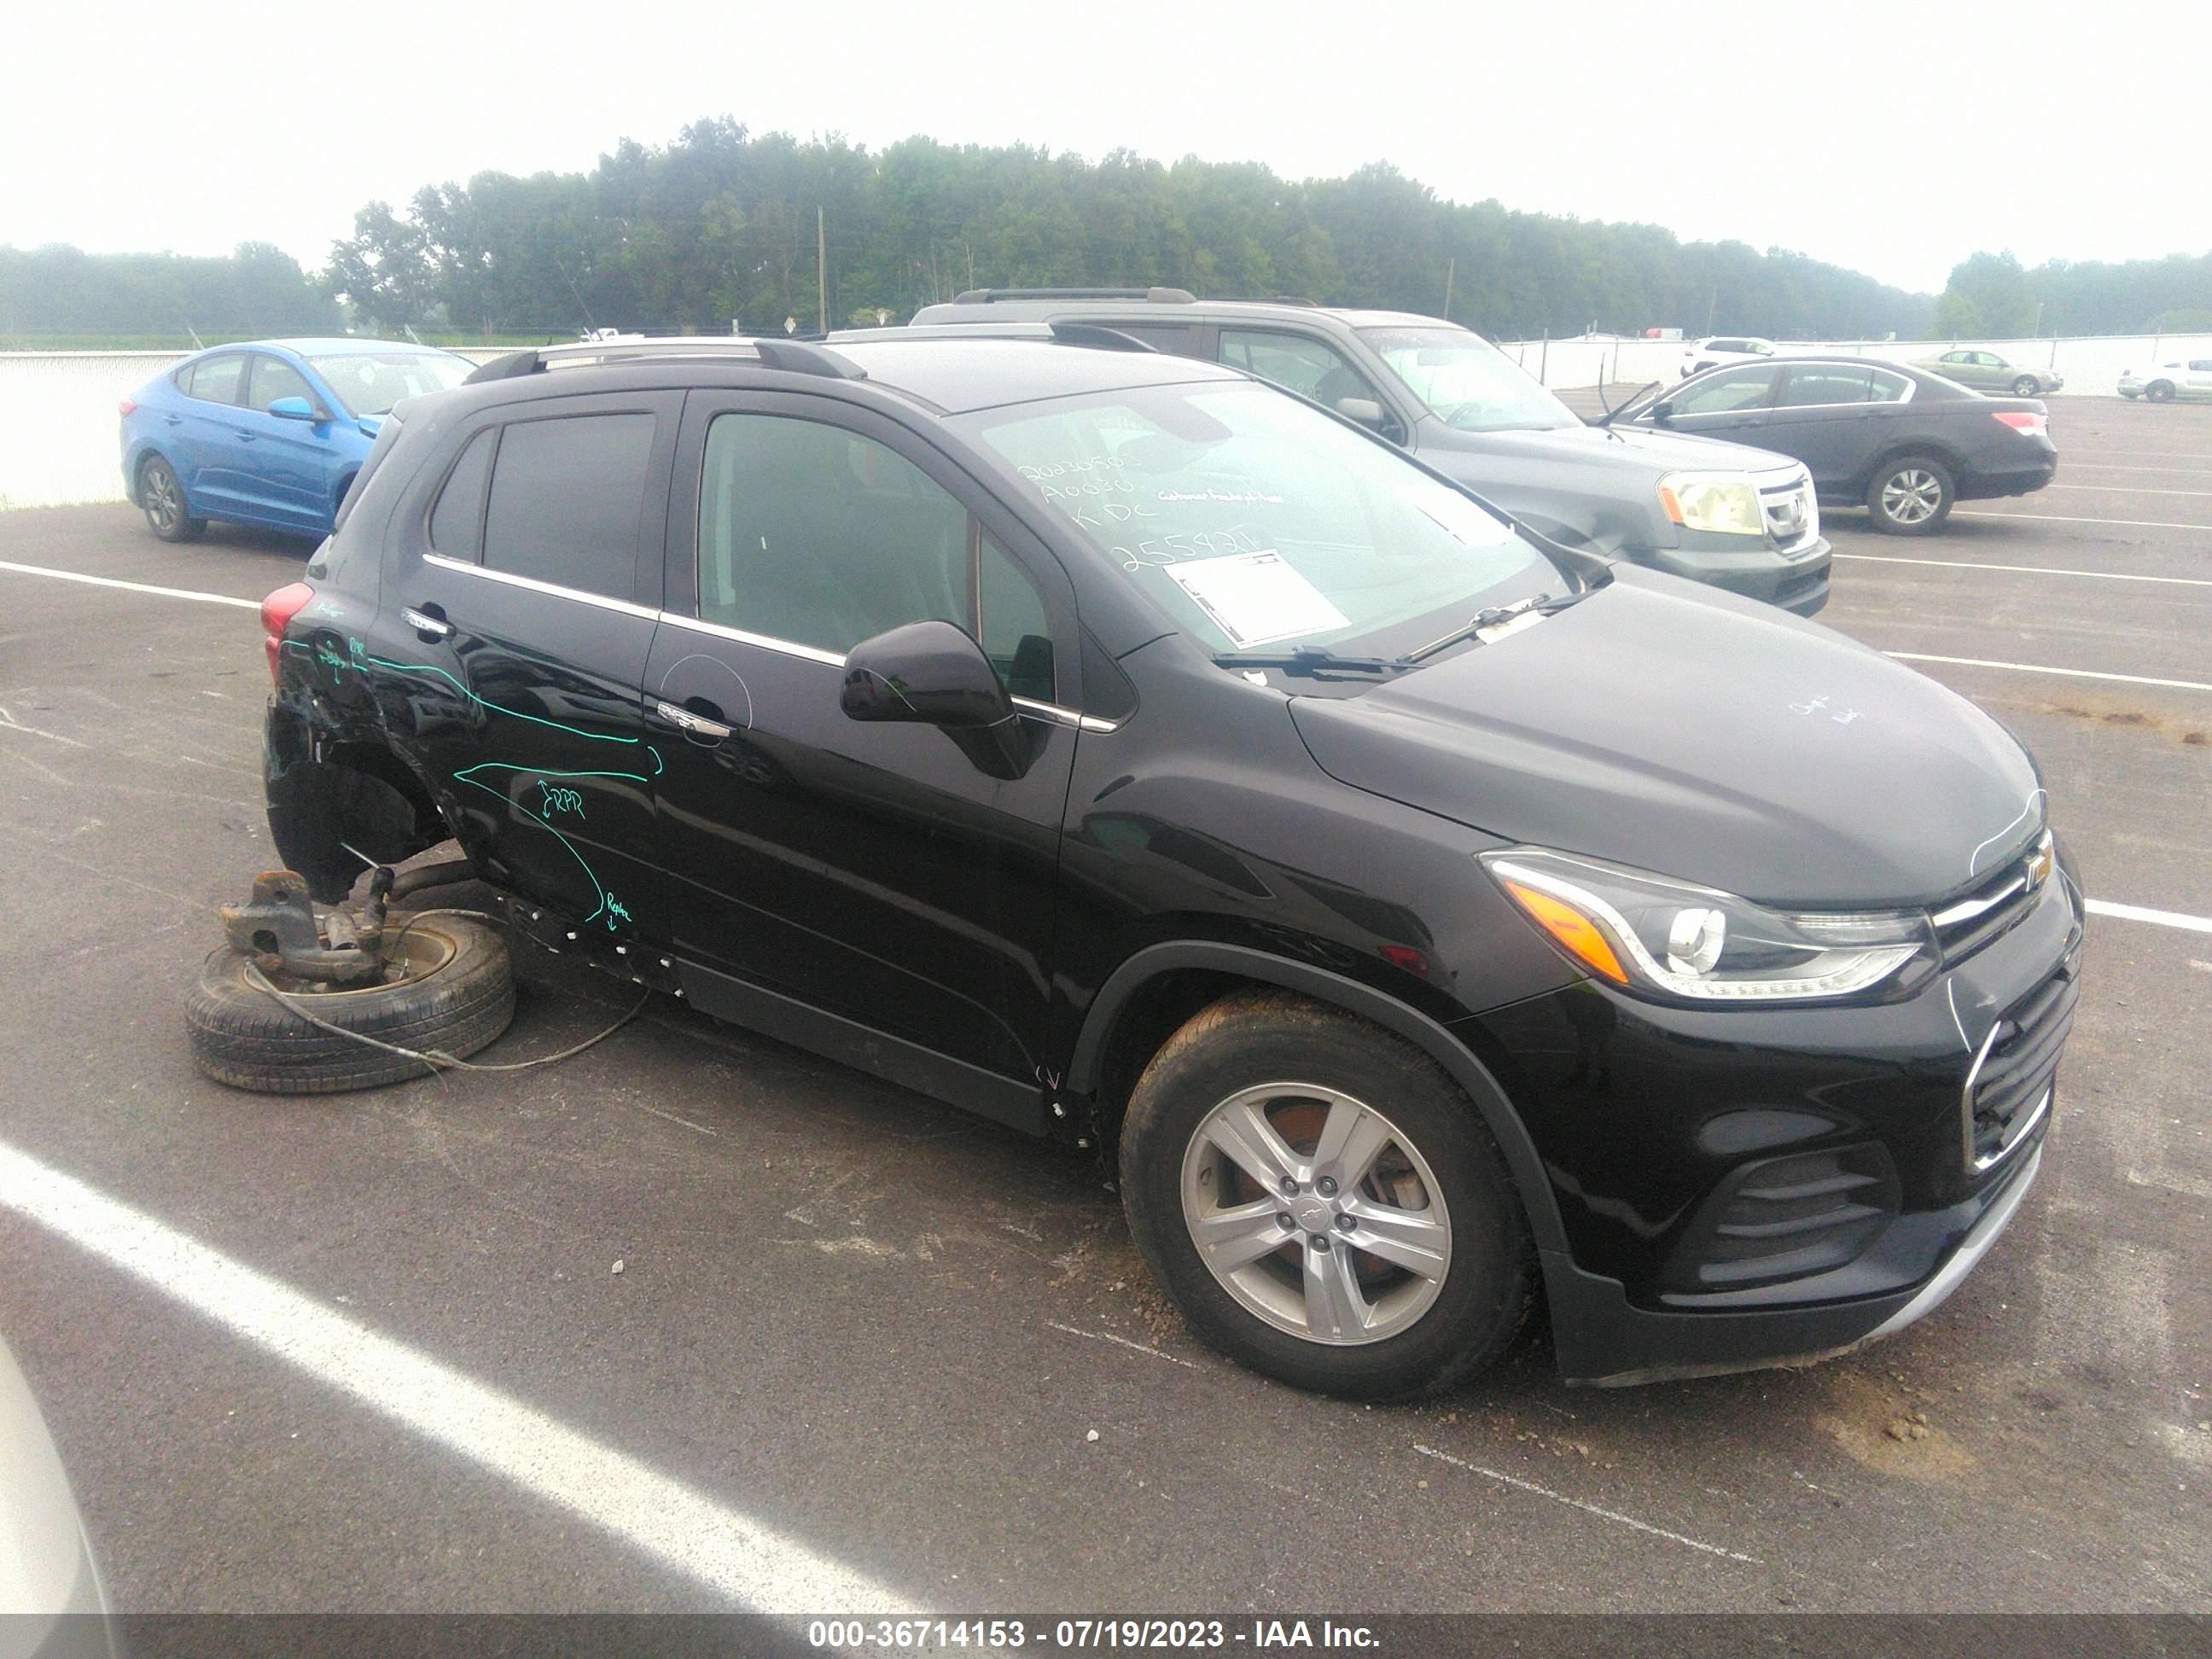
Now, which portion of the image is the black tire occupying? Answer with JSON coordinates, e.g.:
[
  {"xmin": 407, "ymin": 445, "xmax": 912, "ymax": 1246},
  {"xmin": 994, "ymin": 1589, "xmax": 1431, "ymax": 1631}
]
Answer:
[
  {"xmin": 2146, "ymin": 381, "xmax": 2176, "ymax": 404},
  {"xmin": 1118, "ymin": 990, "xmax": 1536, "ymax": 1400},
  {"xmin": 2010, "ymin": 375, "xmax": 2039, "ymax": 397},
  {"xmin": 138, "ymin": 456, "xmax": 206, "ymax": 543},
  {"xmin": 1866, "ymin": 454, "xmax": 1956, "ymax": 536},
  {"xmin": 185, "ymin": 912, "xmax": 515, "ymax": 1093}
]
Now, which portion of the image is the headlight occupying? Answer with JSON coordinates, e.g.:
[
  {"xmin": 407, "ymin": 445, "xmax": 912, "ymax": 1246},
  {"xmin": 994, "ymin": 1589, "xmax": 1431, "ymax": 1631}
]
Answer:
[
  {"xmin": 1657, "ymin": 471, "xmax": 1764, "ymax": 536},
  {"xmin": 1481, "ymin": 847, "xmax": 1934, "ymax": 1003}
]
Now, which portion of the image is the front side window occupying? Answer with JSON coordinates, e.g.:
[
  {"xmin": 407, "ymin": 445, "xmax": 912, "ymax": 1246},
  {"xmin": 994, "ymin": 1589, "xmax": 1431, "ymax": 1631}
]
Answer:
[
  {"xmin": 1672, "ymin": 365, "xmax": 1779, "ymax": 416},
  {"xmin": 305, "ymin": 350, "xmax": 472, "ymax": 417},
  {"xmin": 698, "ymin": 415, "xmax": 1053, "ymax": 696},
  {"xmin": 184, "ymin": 354, "xmax": 247, "ymax": 406},
  {"xmin": 963, "ymin": 381, "xmax": 1553, "ymax": 661},
  {"xmin": 248, "ymin": 356, "xmax": 317, "ymax": 413},
  {"xmin": 481, "ymin": 413, "xmax": 656, "ymax": 600},
  {"xmin": 1361, "ymin": 326, "xmax": 1577, "ymax": 433}
]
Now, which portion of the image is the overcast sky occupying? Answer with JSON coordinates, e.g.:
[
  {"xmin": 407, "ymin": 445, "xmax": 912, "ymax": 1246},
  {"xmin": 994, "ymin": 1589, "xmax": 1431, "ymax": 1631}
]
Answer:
[{"xmin": 9, "ymin": 0, "xmax": 2205, "ymax": 294}]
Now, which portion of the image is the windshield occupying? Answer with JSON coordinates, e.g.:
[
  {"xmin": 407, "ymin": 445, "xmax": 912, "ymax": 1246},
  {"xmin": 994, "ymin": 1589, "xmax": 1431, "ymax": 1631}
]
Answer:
[
  {"xmin": 306, "ymin": 350, "xmax": 473, "ymax": 417},
  {"xmin": 1358, "ymin": 327, "xmax": 1580, "ymax": 433},
  {"xmin": 963, "ymin": 381, "xmax": 1556, "ymax": 660}
]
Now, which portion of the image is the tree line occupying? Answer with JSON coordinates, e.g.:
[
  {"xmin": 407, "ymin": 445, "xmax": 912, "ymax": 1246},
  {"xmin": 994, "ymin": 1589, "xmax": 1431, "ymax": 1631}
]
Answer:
[
  {"xmin": 0, "ymin": 242, "xmax": 337, "ymax": 341},
  {"xmin": 9, "ymin": 121, "xmax": 2210, "ymax": 344}
]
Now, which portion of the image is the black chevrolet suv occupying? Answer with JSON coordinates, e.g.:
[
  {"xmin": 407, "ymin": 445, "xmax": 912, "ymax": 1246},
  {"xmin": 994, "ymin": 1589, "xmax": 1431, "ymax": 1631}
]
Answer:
[{"xmin": 260, "ymin": 332, "xmax": 2080, "ymax": 1398}]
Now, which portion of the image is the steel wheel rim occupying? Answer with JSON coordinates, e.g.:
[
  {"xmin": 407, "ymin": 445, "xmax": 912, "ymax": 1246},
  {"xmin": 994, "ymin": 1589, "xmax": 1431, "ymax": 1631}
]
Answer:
[
  {"xmin": 1881, "ymin": 469, "xmax": 1941, "ymax": 524},
  {"xmin": 145, "ymin": 464, "xmax": 179, "ymax": 532},
  {"xmin": 259, "ymin": 927, "xmax": 458, "ymax": 997},
  {"xmin": 1179, "ymin": 1082, "xmax": 1452, "ymax": 1346}
]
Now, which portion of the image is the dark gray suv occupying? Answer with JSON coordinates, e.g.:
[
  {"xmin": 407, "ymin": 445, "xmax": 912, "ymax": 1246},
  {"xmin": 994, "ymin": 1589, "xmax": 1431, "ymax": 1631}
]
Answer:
[{"xmin": 910, "ymin": 289, "xmax": 1831, "ymax": 615}]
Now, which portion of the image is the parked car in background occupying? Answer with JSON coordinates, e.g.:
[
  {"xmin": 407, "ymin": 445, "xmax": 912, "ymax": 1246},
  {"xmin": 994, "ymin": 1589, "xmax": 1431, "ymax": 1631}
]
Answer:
[
  {"xmin": 1679, "ymin": 335, "xmax": 1775, "ymax": 377},
  {"xmin": 119, "ymin": 339, "xmax": 474, "ymax": 544},
  {"xmin": 1911, "ymin": 348, "xmax": 2063, "ymax": 398},
  {"xmin": 2118, "ymin": 358, "xmax": 2212, "ymax": 401},
  {"xmin": 1611, "ymin": 357, "xmax": 2057, "ymax": 534},
  {"xmin": 259, "ymin": 332, "xmax": 2079, "ymax": 1399},
  {"xmin": 907, "ymin": 291, "xmax": 1830, "ymax": 614}
]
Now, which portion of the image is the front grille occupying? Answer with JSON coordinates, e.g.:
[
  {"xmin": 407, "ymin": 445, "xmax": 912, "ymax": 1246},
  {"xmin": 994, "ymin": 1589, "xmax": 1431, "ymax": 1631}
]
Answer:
[
  {"xmin": 1668, "ymin": 1144, "xmax": 1901, "ymax": 1291},
  {"xmin": 1965, "ymin": 963, "xmax": 2077, "ymax": 1172},
  {"xmin": 1932, "ymin": 837, "xmax": 2050, "ymax": 964},
  {"xmin": 1760, "ymin": 473, "xmax": 1819, "ymax": 552}
]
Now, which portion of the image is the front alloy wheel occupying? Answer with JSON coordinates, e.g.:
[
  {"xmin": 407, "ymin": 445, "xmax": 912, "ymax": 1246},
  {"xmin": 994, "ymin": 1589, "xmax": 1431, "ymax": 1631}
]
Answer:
[
  {"xmin": 1181, "ymin": 1083, "xmax": 1452, "ymax": 1345},
  {"xmin": 1119, "ymin": 991, "xmax": 1535, "ymax": 1400}
]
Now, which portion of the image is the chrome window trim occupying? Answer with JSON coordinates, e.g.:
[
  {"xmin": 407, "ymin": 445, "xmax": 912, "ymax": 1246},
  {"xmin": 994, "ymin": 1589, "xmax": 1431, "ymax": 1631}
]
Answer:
[
  {"xmin": 422, "ymin": 552, "xmax": 660, "ymax": 620},
  {"xmin": 656, "ymin": 610, "xmax": 1121, "ymax": 731}
]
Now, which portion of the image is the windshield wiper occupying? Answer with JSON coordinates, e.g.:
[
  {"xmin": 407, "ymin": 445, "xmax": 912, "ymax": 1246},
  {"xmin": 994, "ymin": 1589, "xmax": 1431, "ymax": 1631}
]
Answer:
[
  {"xmin": 1592, "ymin": 380, "xmax": 1662, "ymax": 429},
  {"xmin": 1406, "ymin": 591, "xmax": 1588, "ymax": 662},
  {"xmin": 1213, "ymin": 644, "xmax": 1417, "ymax": 679}
]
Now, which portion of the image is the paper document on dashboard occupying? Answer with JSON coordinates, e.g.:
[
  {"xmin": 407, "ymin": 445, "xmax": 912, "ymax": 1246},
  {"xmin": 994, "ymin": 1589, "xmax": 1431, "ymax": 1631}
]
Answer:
[{"xmin": 1162, "ymin": 550, "xmax": 1349, "ymax": 649}]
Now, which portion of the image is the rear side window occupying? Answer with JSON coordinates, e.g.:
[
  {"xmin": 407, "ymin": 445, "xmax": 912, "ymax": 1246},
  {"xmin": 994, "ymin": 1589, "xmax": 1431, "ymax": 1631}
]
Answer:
[
  {"xmin": 2191, "ymin": 360, "xmax": 2212, "ymax": 373},
  {"xmin": 428, "ymin": 428, "xmax": 496, "ymax": 560},
  {"xmin": 1093, "ymin": 321, "xmax": 1200, "ymax": 356},
  {"xmin": 1866, "ymin": 368, "xmax": 1911, "ymax": 402},
  {"xmin": 1778, "ymin": 366, "xmax": 1875, "ymax": 407},
  {"xmin": 184, "ymin": 354, "xmax": 247, "ymax": 405},
  {"xmin": 481, "ymin": 412, "xmax": 656, "ymax": 600}
]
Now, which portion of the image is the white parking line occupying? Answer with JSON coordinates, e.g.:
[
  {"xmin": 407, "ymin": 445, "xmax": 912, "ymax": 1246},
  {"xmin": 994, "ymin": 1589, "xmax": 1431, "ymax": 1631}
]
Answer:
[
  {"xmin": 1413, "ymin": 1444, "xmax": 1757, "ymax": 1565},
  {"xmin": 1954, "ymin": 511, "xmax": 2212, "ymax": 533},
  {"xmin": 2086, "ymin": 899, "xmax": 2212, "ymax": 937},
  {"xmin": 2064, "ymin": 464, "xmax": 2212, "ymax": 477},
  {"xmin": 0, "ymin": 1140, "xmax": 922, "ymax": 1615},
  {"xmin": 0, "ymin": 559, "xmax": 260, "ymax": 608},
  {"xmin": 1883, "ymin": 651, "xmax": 2212, "ymax": 693},
  {"xmin": 1837, "ymin": 553, "xmax": 2212, "ymax": 586},
  {"xmin": 2040, "ymin": 484, "xmax": 2212, "ymax": 498}
]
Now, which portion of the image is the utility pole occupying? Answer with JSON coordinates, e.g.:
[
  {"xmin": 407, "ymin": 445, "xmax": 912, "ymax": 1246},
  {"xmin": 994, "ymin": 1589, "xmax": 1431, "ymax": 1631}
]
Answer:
[
  {"xmin": 1441, "ymin": 259, "xmax": 1454, "ymax": 319},
  {"xmin": 818, "ymin": 207, "xmax": 828, "ymax": 335},
  {"xmin": 1705, "ymin": 287, "xmax": 1717, "ymax": 335}
]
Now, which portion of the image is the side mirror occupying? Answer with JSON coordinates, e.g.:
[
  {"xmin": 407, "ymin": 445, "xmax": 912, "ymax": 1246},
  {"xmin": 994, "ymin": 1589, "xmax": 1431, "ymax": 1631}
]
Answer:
[
  {"xmin": 268, "ymin": 396, "xmax": 323, "ymax": 422},
  {"xmin": 1334, "ymin": 397, "xmax": 1387, "ymax": 431},
  {"xmin": 841, "ymin": 619, "xmax": 1030, "ymax": 777},
  {"xmin": 1650, "ymin": 400, "xmax": 1675, "ymax": 424}
]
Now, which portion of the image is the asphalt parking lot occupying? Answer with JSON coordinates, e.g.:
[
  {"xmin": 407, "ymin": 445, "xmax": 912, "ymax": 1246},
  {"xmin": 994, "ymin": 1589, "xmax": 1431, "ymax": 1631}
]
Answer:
[{"xmin": 1, "ymin": 399, "xmax": 2206, "ymax": 1621}]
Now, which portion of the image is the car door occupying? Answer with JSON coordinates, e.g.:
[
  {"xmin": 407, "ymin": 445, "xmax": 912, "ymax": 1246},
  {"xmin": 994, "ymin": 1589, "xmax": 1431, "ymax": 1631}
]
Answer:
[
  {"xmin": 642, "ymin": 391, "xmax": 1082, "ymax": 1122},
  {"xmin": 1216, "ymin": 328, "xmax": 1412, "ymax": 443},
  {"xmin": 239, "ymin": 353, "xmax": 339, "ymax": 532},
  {"xmin": 1652, "ymin": 363, "xmax": 1780, "ymax": 443},
  {"xmin": 366, "ymin": 392, "xmax": 680, "ymax": 944},
  {"xmin": 1767, "ymin": 362, "xmax": 1881, "ymax": 492},
  {"xmin": 174, "ymin": 352, "xmax": 254, "ymax": 515}
]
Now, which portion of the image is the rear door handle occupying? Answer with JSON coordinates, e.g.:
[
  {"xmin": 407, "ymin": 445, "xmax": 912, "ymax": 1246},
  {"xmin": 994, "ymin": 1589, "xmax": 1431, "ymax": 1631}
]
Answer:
[
  {"xmin": 402, "ymin": 606, "xmax": 452, "ymax": 641},
  {"xmin": 656, "ymin": 699, "xmax": 731, "ymax": 740}
]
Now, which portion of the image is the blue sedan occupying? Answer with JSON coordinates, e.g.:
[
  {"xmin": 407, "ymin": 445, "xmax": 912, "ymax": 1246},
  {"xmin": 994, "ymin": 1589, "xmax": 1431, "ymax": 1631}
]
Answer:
[{"xmin": 119, "ymin": 337, "xmax": 473, "ymax": 542}]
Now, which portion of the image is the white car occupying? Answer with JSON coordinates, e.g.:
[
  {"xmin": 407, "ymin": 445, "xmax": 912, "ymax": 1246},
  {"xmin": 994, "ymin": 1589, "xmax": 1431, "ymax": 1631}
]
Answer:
[
  {"xmin": 2118, "ymin": 358, "xmax": 2212, "ymax": 402},
  {"xmin": 1680, "ymin": 335, "xmax": 1776, "ymax": 377}
]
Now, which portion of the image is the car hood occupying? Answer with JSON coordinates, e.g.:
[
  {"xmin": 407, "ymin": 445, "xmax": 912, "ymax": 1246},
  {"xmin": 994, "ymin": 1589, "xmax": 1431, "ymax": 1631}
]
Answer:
[
  {"xmin": 1288, "ymin": 570, "xmax": 2043, "ymax": 907},
  {"xmin": 1417, "ymin": 418, "xmax": 1802, "ymax": 479}
]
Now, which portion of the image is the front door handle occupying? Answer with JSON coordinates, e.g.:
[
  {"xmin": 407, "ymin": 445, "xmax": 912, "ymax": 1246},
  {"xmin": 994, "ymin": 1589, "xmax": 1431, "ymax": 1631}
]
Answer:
[
  {"xmin": 655, "ymin": 699, "xmax": 731, "ymax": 741},
  {"xmin": 403, "ymin": 606, "xmax": 453, "ymax": 642}
]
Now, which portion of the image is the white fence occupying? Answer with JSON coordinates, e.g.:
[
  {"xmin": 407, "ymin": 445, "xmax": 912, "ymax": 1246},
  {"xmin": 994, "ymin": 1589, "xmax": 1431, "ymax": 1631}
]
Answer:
[
  {"xmin": 3, "ymin": 335, "xmax": 2205, "ymax": 512},
  {"xmin": 1494, "ymin": 333, "xmax": 2212, "ymax": 397}
]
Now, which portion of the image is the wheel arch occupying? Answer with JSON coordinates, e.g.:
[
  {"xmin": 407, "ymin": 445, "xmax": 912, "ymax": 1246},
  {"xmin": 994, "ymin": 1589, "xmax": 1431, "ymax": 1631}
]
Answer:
[
  {"xmin": 1066, "ymin": 940, "xmax": 1571, "ymax": 1254},
  {"xmin": 265, "ymin": 702, "xmax": 453, "ymax": 901},
  {"xmin": 1863, "ymin": 439, "xmax": 1963, "ymax": 491}
]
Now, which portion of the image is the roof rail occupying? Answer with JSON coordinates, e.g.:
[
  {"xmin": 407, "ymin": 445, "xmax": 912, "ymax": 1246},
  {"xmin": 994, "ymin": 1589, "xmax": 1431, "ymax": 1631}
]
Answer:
[
  {"xmin": 461, "ymin": 335, "xmax": 865, "ymax": 385},
  {"xmin": 949, "ymin": 286, "xmax": 1196, "ymax": 306}
]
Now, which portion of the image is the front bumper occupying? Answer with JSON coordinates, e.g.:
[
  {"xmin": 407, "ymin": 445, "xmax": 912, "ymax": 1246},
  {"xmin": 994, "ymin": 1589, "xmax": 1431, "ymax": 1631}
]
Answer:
[
  {"xmin": 1469, "ymin": 850, "xmax": 2083, "ymax": 1384},
  {"xmin": 1639, "ymin": 533, "xmax": 1831, "ymax": 616}
]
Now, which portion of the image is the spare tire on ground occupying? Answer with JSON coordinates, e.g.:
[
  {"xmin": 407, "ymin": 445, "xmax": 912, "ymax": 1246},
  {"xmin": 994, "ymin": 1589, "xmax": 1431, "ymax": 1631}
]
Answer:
[{"xmin": 185, "ymin": 912, "xmax": 515, "ymax": 1093}]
